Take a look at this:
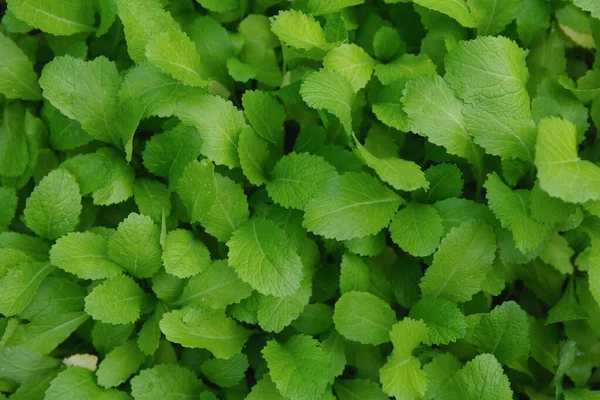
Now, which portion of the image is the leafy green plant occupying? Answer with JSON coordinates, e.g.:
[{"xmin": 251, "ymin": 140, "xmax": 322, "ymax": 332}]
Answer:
[{"xmin": 1, "ymin": 0, "xmax": 600, "ymax": 399}]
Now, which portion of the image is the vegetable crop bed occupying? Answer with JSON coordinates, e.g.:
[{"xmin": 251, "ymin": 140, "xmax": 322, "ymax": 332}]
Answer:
[{"xmin": 1, "ymin": 0, "xmax": 600, "ymax": 399}]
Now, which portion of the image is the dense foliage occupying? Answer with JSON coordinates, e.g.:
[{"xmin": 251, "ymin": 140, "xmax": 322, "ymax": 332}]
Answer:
[{"xmin": 1, "ymin": 0, "xmax": 600, "ymax": 399}]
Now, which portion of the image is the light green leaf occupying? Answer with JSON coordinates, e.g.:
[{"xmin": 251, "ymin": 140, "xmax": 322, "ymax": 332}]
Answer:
[
  {"xmin": 546, "ymin": 280, "xmax": 588, "ymax": 325},
  {"xmin": 227, "ymin": 218, "xmax": 303, "ymax": 297},
  {"xmin": 159, "ymin": 307, "xmax": 250, "ymax": 358},
  {"xmin": 540, "ymin": 233, "xmax": 575, "ymax": 275},
  {"xmin": 333, "ymin": 291, "xmax": 396, "ymax": 345},
  {"xmin": 238, "ymin": 126, "xmax": 272, "ymax": 186},
  {"xmin": 145, "ymin": 30, "xmax": 208, "ymax": 87},
  {"xmin": 339, "ymin": 252, "xmax": 370, "ymax": 294},
  {"xmin": 270, "ymin": 10, "xmax": 327, "ymax": 50},
  {"xmin": 354, "ymin": 141, "xmax": 429, "ymax": 192},
  {"xmin": 200, "ymin": 173, "xmax": 249, "ymax": 242},
  {"xmin": 403, "ymin": 74, "xmax": 483, "ymax": 170},
  {"xmin": 45, "ymin": 367, "xmax": 104, "ymax": 400},
  {"xmin": 96, "ymin": 340, "xmax": 145, "ymax": 388},
  {"xmin": 130, "ymin": 365, "xmax": 203, "ymax": 400},
  {"xmin": 107, "ymin": 213, "xmax": 162, "ymax": 279},
  {"xmin": 0, "ymin": 346, "xmax": 59, "ymax": 384},
  {"xmin": 300, "ymin": 68, "xmax": 355, "ymax": 133},
  {"xmin": 413, "ymin": 0, "xmax": 475, "ymax": 27},
  {"xmin": 262, "ymin": 335, "xmax": 331, "ymax": 400},
  {"xmin": 116, "ymin": 0, "xmax": 179, "ymax": 62},
  {"xmin": 471, "ymin": 301, "xmax": 529, "ymax": 364},
  {"xmin": 201, "ymin": 353, "xmax": 248, "ymax": 388},
  {"xmin": 176, "ymin": 94, "xmax": 247, "ymax": 169},
  {"xmin": 23, "ymin": 169, "xmax": 82, "ymax": 240},
  {"xmin": 420, "ymin": 220, "xmax": 497, "ymax": 302},
  {"xmin": 535, "ymin": 117, "xmax": 600, "ymax": 203},
  {"xmin": 257, "ymin": 277, "xmax": 312, "ymax": 333},
  {"xmin": 241, "ymin": 90, "xmax": 285, "ymax": 147},
  {"xmin": 40, "ymin": 56, "xmax": 140, "ymax": 147},
  {"xmin": 469, "ymin": 0, "xmax": 519, "ymax": 35},
  {"xmin": 133, "ymin": 179, "xmax": 171, "ymax": 223},
  {"xmin": 267, "ymin": 152, "xmax": 337, "ymax": 210},
  {"xmin": 174, "ymin": 259, "xmax": 253, "ymax": 309},
  {"xmin": 42, "ymin": 102, "xmax": 92, "ymax": 151},
  {"xmin": 84, "ymin": 274, "xmax": 145, "ymax": 325},
  {"xmin": 246, "ymin": 375, "xmax": 286, "ymax": 400},
  {"xmin": 573, "ymin": 0, "xmax": 600, "ymax": 19},
  {"xmin": 409, "ymin": 298, "xmax": 466, "ymax": 345},
  {"xmin": 0, "ymin": 33, "xmax": 41, "ymax": 100},
  {"xmin": 7, "ymin": 0, "xmax": 94, "ymax": 35},
  {"xmin": 50, "ymin": 232, "xmax": 123, "ymax": 280},
  {"xmin": 162, "ymin": 229, "xmax": 210, "ymax": 279},
  {"xmin": 137, "ymin": 304, "xmax": 164, "ymax": 356},
  {"xmin": 305, "ymin": 0, "xmax": 365, "ymax": 15},
  {"xmin": 20, "ymin": 276, "xmax": 86, "ymax": 321},
  {"xmin": 440, "ymin": 354, "xmax": 513, "ymax": 400},
  {"xmin": 176, "ymin": 159, "xmax": 216, "ymax": 223},
  {"xmin": 334, "ymin": 378, "xmax": 387, "ymax": 400},
  {"xmin": 323, "ymin": 44, "xmax": 375, "ymax": 92},
  {"xmin": 484, "ymin": 172, "xmax": 552, "ymax": 253},
  {"xmin": 389, "ymin": 203, "xmax": 444, "ymax": 257},
  {"xmin": 227, "ymin": 57, "xmax": 256, "ymax": 82},
  {"xmin": 303, "ymin": 172, "xmax": 403, "ymax": 241}
]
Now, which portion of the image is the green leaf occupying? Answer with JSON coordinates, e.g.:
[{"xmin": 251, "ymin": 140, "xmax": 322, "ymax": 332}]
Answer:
[
  {"xmin": 540, "ymin": 233, "xmax": 575, "ymax": 275},
  {"xmin": 546, "ymin": 280, "xmax": 588, "ymax": 325},
  {"xmin": 270, "ymin": 10, "xmax": 327, "ymax": 50},
  {"xmin": 50, "ymin": 232, "xmax": 123, "ymax": 280},
  {"xmin": 535, "ymin": 117, "xmax": 600, "ymax": 203},
  {"xmin": 323, "ymin": 44, "xmax": 375, "ymax": 92},
  {"xmin": 257, "ymin": 277, "xmax": 312, "ymax": 333},
  {"xmin": 0, "ymin": 346, "xmax": 59, "ymax": 384},
  {"xmin": 159, "ymin": 307, "xmax": 250, "ymax": 358},
  {"xmin": 403, "ymin": 74, "xmax": 483, "ymax": 170},
  {"xmin": 20, "ymin": 276, "xmax": 86, "ymax": 320},
  {"xmin": 92, "ymin": 322, "xmax": 135, "ymax": 356},
  {"xmin": 40, "ymin": 56, "xmax": 140, "ymax": 147},
  {"xmin": 84, "ymin": 274, "xmax": 145, "ymax": 325},
  {"xmin": 130, "ymin": 365, "xmax": 203, "ymax": 400},
  {"xmin": 379, "ymin": 318, "xmax": 428, "ymax": 399},
  {"xmin": 6, "ymin": 312, "xmax": 89, "ymax": 355},
  {"xmin": 227, "ymin": 218, "xmax": 303, "ymax": 297},
  {"xmin": 0, "ymin": 259, "xmax": 54, "ymax": 317},
  {"xmin": 133, "ymin": 179, "xmax": 171, "ymax": 223},
  {"xmin": 162, "ymin": 229, "xmax": 210, "ymax": 279},
  {"xmin": 414, "ymin": 163, "xmax": 464, "ymax": 203},
  {"xmin": 423, "ymin": 353, "xmax": 462, "ymax": 400},
  {"xmin": 121, "ymin": 63, "xmax": 196, "ymax": 119},
  {"xmin": 440, "ymin": 354, "xmax": 513, "ymax": 400},
  {"xmin": 305, "ymin": 0, "xmax": 365, "ymax": 15},
  {"xmin": 573, "ymin": 0, "xmax": 600, "ymax": 19},
  {"xmin": 246, "ymin": 375, "xmax": 287, "ymax": 400},
  {"xmin": 262, "ymin": 335, "xmax": 331, "ymax": 400},
  {"xmin": 7, "ymin": 0, "xmax": 94, "ymax": 35},
  {"xmin": 96, "ymin": 340, "xmax": 145, "ymax": 388},
  {"xmin": 334, "ymin": 379, "xmax": 387, "ymax": 400},
  {"xmin": 0, "ymin": 102, "xmax": 29, "ymax": 178},
  {"xmin": 107, "ymin": 213, "xmax": 163, "ymax": 279},
  {"xmin": 242, "ymin": 90, "xmax": 285, "ymax": 147},
  {"xmin": 420, "ymin": 220, "xmax": 497, "ymax": 302},
  {"xmin": 238, "ymin": 127, "xmax": 272, "ymax": 186},
  {"xmin": 333, "ymin": 291, "xmax": 396, "ymax": 345},
  {"xmin": 354, "ymin": 141, "xmax": 429, "ymax": 192},
  {"xmin": 413, "ymin": 0, "xmax": 475, "ymax": 27},
  {"xmin": 389, "ymin": 203, "xmax": 444, "ymax": 257},
  {"xmin": 484, "ymin": 172, "xmax": 551, "ymax": 253},
  {"xmin": 300, "ymin": 68, "xmax": 355, "ymax": 133},
  {"xmin": 469, "ymin": 0, "xmax": 519, "ymax": 35},
  {"xmin": 176, "ymin": 94, "xmax": 247, "ymax": 169},
  {"xmin": 266, "ymin": 152, "xmax": 337, "ymax": 210},
  {"xmin": 409, "ymin": 298, "xmax": 466, "ymax": 345},
  {"xmin": 174, "ymin": 259, "xmax": 253, "ymax": 309},
  {"xmin": 42, "ymin": 102, "xmax": 92, "ymax": 151},
  {"xmin": 145, "ymin": 29, "xmax": 208, "ymax": 87},
  {"xmin": 176, "ymin": 159, "xmax": 216, "ymax": 223},
  {"xmin": 339, "ymin": 252, "xmax": 370, "ymax": 294},
  {"xmin": 445, "ymin": 36, "xmax": 535, "ymax": 162},
  {"xmin": 45, "ymin": 367, "xmax": 106, "ymax": 400},
  {"xmin": 227, "ymin": 58, "xmax": 256, "ymax": 82},
  {"xmin": 303, "ymin": 172, "xmax": 403, "ymax": 241},
  {"xmin": 471, "ymin": 301, "xmax": 529, "ymax": 364},
  {"xmin": 200, "ymin": 353, "xmax": 248, "ymax": 388},
  {"xmin": 200, "ymin": 173, "xmax": 249, "ymax": 242},
  {"xmin": 116, "ymin": 0, "xmax": 179, "ymax": 62},
  {"xmin": 137, "ymin": 304, "xmax": 164, "ymax": 356},
  {"xmin": 0, "ymin": 187, "xmax": 17, "ymax": 232},
  {"xmin": 0, "ymin": 33, "xmax": 41, "ymax": 100},
  {"xmin": 23, "ymin": 169, "xmax": 81, "ymax": 240}
]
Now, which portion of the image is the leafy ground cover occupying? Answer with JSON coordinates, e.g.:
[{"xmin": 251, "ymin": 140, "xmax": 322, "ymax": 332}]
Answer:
[{"xmin": 1, "ymin": 0, "xmax": 600, "ymax": 399}]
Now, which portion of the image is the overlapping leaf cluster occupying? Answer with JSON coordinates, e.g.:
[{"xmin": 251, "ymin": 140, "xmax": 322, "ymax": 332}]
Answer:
[{"xmin": 1, "ymin": 0, "xmax": 600, "ymax": 399}]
